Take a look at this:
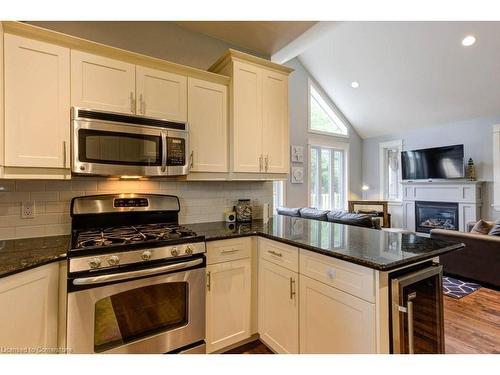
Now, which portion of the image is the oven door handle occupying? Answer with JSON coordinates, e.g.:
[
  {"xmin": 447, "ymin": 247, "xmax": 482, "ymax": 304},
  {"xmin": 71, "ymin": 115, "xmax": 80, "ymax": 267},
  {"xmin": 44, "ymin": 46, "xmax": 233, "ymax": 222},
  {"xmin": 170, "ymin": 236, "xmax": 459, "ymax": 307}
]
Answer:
[
  {"xmin": 72, "ymin": 258, "xmax": 203, "ymax": 286},
  {"xmin": 161, "ymin": 131, "xmax": 167, "ymax": 173}
]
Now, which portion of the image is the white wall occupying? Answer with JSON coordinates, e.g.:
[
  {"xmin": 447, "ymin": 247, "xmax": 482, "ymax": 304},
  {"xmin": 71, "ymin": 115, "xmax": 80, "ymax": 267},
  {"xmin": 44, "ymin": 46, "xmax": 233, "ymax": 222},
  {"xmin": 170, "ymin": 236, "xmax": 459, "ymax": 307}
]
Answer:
[
  {"xmin": 285, "ymin": 58, "xmax": 363, "ymax": 208},
  {"xmin": 362, "ymin": 115, "xmax": 500, "ymax": 220}
]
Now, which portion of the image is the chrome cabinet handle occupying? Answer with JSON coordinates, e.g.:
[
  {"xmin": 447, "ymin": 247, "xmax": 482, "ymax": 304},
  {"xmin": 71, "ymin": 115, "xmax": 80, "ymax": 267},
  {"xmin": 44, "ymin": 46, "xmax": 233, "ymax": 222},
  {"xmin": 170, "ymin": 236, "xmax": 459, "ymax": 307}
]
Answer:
[
  {"xmin": 259, "ymin": 155, "xmax": 263, "ymax": 172},
  {"xmin": 268, "ymin": 250, "xmax": 282, "ymax": 257},
  {"xmin": 206, "ymin": 271, "xmax": 211, "ymax": 291},
  {"xmin": 189, "ymin": 151, "xmax": 194, "ymax": 169},
  {"xmin": 407, "ymin": 292, "xmax": 416, "ymax": 354},
  {"xmin": 290, "ymin": 277, "xmax": 296, "ymax": 300},
  {"xmin": 63, "ymin": 141, "xmax": 67, "ymax": 168},
  {"xmin": 265, "ymin": 154, "xmax": 269, "ymax": 172},
  {"xmin": 130, "ymin": 91, "xmax": 136, "ymax": 113},
  {"xmin": 73, "ymin": 258, "xmax": 203, "ymax": 286},
  {"xmin": 221, "ymin": 248, "xmax": 239, "ymax": 254},
  {"xmin": 139, "ymin": 94, "xmax": 145, "ymax": 114}
]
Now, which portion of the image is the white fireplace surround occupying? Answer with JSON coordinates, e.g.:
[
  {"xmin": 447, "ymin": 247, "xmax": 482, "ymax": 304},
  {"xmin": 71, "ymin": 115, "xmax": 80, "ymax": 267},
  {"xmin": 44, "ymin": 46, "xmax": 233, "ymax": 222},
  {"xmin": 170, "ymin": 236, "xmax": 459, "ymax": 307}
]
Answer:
[{"xmin": 401, "ymin": 180, "xmax": 483, "ymax": 232}]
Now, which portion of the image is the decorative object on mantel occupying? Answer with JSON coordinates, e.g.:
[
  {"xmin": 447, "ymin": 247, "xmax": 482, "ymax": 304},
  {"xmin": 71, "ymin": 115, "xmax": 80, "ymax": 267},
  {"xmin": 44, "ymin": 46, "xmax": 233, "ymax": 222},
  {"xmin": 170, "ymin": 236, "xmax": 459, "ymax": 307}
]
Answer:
[
  {"xmin": 291, "ymin": 166, "xmax": 304, "ymax": 184},
  {"xmin": 466, "ymin": 158, "xmax": 477, "ymax": 181},
  {"xmin": 291, "ymin": 145, "xmax": 304, "ymax": 163}
]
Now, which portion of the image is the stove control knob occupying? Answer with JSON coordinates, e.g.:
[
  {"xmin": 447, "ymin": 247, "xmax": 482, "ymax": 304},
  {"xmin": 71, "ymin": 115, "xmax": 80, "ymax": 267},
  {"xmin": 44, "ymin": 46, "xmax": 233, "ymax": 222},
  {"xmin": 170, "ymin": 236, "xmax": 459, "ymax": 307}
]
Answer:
[
  {"xmin": 170, "ymin": 247, "xmax": 179, "ymax": 257},
  {"xmin": 185, "ymin": 245, "xmax": 194, "ymax": 255},
  {"xmin": 107, "ymin": 255, "xmax": 120, "ymax": 266},
  {"xmin": 88, "ymin": 258, "xmax": 101, "ymax": 269},
  {"xmin": 141, "ymin": 250, "xmax": 152, "ymax": 261}
]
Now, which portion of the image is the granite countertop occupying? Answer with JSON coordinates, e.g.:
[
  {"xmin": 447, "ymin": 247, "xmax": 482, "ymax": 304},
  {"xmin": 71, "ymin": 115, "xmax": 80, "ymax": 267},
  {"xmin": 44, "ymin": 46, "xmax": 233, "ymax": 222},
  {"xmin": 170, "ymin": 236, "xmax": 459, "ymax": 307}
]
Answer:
[
  {"xmin": 187, "ymin": 216, "xmax": 465, "ymax": 271},
  {"xmin": 0, "ymin": 235, "xmax": 70, "ymax": 279}
]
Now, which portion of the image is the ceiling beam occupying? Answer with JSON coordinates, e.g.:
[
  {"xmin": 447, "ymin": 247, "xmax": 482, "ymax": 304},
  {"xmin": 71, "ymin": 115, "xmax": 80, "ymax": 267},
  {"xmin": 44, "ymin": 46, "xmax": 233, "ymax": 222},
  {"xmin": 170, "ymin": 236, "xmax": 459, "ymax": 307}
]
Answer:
[{"xmin": 271, "ymin": 21, "xmax": 339, "ymax": 64}]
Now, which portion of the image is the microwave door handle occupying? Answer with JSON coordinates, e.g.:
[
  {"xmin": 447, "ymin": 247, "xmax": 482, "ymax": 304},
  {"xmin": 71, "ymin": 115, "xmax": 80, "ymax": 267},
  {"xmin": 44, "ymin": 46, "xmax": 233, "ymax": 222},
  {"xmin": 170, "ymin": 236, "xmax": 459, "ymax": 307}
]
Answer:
[
  {"xmin": 161, "ymin": 131, "xmax": 167, "ymax": 173},
  {"xmin": 73, "ymin": 258, "xmax": 203, "ymax": 286}
]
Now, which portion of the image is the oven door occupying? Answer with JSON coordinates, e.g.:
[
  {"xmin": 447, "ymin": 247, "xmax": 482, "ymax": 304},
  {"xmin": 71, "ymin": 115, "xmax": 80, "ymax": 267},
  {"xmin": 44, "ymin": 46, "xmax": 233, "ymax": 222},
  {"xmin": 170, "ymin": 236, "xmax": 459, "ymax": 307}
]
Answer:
[
  {"xmin": 67, "ymin": 260, "xmax": 205, "ymax": 354},
  {"xmin": 72, "ymin": 119, "xmax": 167, "ymax": 177}
]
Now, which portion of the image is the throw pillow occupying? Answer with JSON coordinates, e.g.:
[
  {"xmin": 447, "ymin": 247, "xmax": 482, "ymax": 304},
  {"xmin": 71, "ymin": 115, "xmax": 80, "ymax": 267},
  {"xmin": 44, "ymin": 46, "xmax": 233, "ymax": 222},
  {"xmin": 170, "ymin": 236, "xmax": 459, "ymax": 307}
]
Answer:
[
  {"xmin": 488, "ymin": 219, "xmax": 500, "ymax": 236},
  {"xmin": 470, "ymin": 219, "xmax": 493, "ymax": 235}
]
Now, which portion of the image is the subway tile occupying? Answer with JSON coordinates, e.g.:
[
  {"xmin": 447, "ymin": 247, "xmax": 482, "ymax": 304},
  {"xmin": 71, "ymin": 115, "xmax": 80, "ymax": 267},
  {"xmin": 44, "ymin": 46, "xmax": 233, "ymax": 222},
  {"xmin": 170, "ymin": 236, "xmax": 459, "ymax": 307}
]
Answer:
[
  {"xmin": 71, "ymin": 179, "xmax": 98, "ymax": 191},
  {"xmin": 15, "ymin": 181, "xmax": 46, "ymax": 192},
  {"xmin": 46, "ymin": 202, "xmax": 71, "ymax": 213},
  {"xmin": 0, "ymin": 203, "xmax": 21, "ymax": 216},
  {"xmin": 0, "ymin": 227, "xmax": 15, "ymax": 240},
  {"xmin": 44, "ymin": 223, "xmax": 71, "ymax": 237},
  {"xmin": 0, "ymin": 181, "xmax": 16, "ymax": 192},
  {"xmin": 45, "ymin": 181, "xmax": 72, "ymax": 191},
  {"xmin": 0, "ymin": 192, "xmax": 30, "ymax": 203},
  {"xmin": 59, "ymin": 191, "xmax": 86, "ymax": 201},
  {"xmin": 31, "ymin": 191, "xmax": 59, "ymax": 202},
  {"xmin": 16, "ymin": 225, "xmax": 45, "ymax": 238}
]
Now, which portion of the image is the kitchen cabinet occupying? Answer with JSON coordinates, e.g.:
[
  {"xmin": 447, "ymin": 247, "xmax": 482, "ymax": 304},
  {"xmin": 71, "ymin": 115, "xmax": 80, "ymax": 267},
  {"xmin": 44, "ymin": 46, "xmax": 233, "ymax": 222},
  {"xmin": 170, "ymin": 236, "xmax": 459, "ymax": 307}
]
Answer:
[
  {"xmin": 4, "ymin": 34, "xmax": 70, "ymax": 169},
  {"xmin": 0, "ymin": 263, "xmax": 59, "ymax": 350},
  {"xmin": 188, "ymin": 78, "xmax": 228, "ymax": 172},
  {"xmin": 205, "ymin": 238, "xmax": 252, "ymax": 353},
  {"xmin": 71, "ymin": 50, "xmax": 135, "ymax": 114},
  {"xmin": 71, "ymin": 51, "xmax": 188, "ymax": 121},
  {"xmin": 258, "ymin": 259, "xmax": 299, "ymax": 354},
  {"xmin": 209, "ymin": 50, "xmax": 292, "ymax": 176},
  {"xmin": 299, "ymin": 274, "xmax": 376, "ymax": 353},
  {"xmin": 136, "ymin": 66, "xmax": 187, "ymax": 121}
]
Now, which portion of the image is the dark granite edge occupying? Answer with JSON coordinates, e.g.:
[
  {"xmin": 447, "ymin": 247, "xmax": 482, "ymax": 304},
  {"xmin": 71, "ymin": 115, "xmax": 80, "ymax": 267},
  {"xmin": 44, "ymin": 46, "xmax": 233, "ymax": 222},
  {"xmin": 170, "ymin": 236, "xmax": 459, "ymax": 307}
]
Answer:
[
  {"xmin": 0, "ymin": 253, "xmax": 67, "ymax": 279},
  {"xmin": 202, "ymin": 228, "xmax": 466, "ymax": 271}
]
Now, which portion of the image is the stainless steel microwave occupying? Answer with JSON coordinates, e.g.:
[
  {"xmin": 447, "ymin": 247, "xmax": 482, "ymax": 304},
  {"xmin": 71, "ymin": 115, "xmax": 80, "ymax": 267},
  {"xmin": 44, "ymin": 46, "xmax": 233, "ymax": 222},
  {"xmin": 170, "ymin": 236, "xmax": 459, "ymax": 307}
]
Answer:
[{"xmin": 71, "ymin": 107, "xmax": 189, "ymax": 177}]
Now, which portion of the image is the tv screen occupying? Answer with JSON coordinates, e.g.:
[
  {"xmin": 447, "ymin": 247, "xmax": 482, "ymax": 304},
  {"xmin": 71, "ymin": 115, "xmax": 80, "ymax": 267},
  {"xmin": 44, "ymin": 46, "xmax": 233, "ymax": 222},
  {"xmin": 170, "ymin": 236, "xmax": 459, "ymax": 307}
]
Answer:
[{"xmin": 401, "ymin": 145, "xmax": 464, "ymax": 180}]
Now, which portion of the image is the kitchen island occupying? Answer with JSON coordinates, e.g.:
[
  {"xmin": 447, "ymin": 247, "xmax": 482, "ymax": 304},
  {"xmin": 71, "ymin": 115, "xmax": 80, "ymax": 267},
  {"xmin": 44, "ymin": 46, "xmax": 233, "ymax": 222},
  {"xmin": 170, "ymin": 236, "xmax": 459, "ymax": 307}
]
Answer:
[{"xmin": 188, "ymin": 215, "xmax": 464, "ymax": 354}]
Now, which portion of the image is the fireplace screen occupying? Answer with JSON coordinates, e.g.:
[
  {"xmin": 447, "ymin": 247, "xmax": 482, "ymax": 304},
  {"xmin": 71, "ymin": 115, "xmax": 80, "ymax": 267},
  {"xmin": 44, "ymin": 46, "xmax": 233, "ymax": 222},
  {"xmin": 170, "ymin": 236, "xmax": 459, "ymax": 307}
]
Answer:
[{"xmin": 415, "ymin": 201, "xmax": 459, "ymax": 233}]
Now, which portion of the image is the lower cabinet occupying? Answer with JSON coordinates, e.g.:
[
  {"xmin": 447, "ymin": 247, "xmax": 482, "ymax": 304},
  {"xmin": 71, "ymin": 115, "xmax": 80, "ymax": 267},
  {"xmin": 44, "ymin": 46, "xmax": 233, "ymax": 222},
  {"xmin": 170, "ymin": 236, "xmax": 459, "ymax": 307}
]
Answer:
[
  {"xmin": 205, "ymin": 258, "xmax": 251, "ymax": 353},
  {"xmin": 299, "ymin": 274, "xmax": 376, "ymax": 353},
  {"xmin": 258, "ymin": 259, "xmax": 299, "ymax": 353},
  {"xmin": 0, "ymin": 263, "xmax": 59, "ymax": 350}
]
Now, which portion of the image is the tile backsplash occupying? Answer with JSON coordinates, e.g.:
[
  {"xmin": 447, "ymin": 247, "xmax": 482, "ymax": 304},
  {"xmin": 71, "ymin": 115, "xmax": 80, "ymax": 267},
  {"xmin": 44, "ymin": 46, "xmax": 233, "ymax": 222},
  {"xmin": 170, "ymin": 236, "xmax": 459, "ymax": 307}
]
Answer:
[{"xmin": 0, "ymin": 179, "xmax": 273, "ymax": 240}]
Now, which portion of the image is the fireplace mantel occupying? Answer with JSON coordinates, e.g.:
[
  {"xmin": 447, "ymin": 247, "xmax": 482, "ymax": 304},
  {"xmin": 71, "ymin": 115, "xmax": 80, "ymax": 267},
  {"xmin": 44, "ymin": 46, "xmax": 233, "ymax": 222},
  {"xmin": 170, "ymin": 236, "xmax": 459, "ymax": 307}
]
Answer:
[{"xmin": 401, "ymin": 180, "xmax": 483, "ymax": 232}]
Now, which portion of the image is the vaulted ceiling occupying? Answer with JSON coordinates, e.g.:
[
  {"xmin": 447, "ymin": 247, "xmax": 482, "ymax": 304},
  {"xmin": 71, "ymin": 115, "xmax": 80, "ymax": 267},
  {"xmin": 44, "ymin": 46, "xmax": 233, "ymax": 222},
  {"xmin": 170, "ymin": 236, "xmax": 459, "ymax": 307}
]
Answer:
[{"xmin": 297, "ymin": 21, "xmax": 500, "ymax": 138}]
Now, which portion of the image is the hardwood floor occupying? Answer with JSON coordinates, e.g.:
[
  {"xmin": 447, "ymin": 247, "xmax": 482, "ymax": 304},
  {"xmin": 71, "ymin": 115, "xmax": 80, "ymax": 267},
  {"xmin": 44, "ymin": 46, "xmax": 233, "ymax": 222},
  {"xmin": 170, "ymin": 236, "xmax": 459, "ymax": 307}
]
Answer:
[
  {"xmin": 444, "ymin": 287, "xmax": 500, "ymax": 354},
  {"xmin": 224, "ymin": 340, "xmax": 273, "ymax": 354},
  {"xmin": 226, "ymin": 287, "xmax": 500, "ymax": 354}
]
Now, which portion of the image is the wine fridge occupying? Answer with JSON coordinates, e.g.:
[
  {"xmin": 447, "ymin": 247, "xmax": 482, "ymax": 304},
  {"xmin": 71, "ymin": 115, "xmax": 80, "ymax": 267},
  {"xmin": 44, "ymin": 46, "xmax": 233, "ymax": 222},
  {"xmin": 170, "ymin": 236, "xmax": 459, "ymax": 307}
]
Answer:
[{"xmin": 390, "ymin": 263, "xmax": 445, "ymax": 354}]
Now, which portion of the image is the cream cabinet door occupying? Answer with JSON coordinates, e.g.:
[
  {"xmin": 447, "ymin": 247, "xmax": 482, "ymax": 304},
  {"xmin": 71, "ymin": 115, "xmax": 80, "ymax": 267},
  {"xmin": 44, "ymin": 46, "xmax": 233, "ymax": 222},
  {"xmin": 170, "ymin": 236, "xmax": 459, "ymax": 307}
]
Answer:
[
  {"xmin": 262, "ymin": 70, "xmax": 289, "ymax": 173},
  {"xmin": 0, "ymin": 263, "xmax": 59, "ymax": 350},
  {"xmin": 136, "ymin": 66, "xmax": 187, "ymax": 121},
  {"xmin": 188, "ymin": 78, "xmax": 228, "ymax": 172},
  {"xmin": 258, "ymin": 259, "xmax": 298, "ymax": 353},
  {"xmin": 299, "ymin": 274, "xmax": 376, "ymax": 354},
  {"xmin": 206, "ymin": 259, "xmax": 251, "ymax": 353},
  {"xmin": 232, "ymin": 61, "xmax": 263, "ymax": 173},
  {"xmin": 71, "ymin": 50, "xmax": 135, "ymax": 114},
  {"xmin": 4, "ymin": 34, "xmax": 70, "ymax": 169}
]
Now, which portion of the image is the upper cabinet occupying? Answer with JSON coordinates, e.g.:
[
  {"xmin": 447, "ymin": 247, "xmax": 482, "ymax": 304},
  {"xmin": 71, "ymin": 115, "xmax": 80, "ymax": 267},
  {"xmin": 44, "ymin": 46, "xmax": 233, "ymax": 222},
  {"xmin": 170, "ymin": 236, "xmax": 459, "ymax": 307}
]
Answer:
[
  {"xmin": 4, "ymin": 34, "xmax": 70, "ymax": 169},
  {"xmin": 71, "ymin": 50, "xmax": 135, "ymax": 114},
  {"xmin": 71, "ymin": 51, "xmax": 188, "ymax": 121},
  {"xmin": 136, "ymin": 66, "xmax": 187, "ymax": 121},
  {"xmin": 188, "ymin": 78, "xmax": 228, "ymax": 172},
  {"xmin": 209, "ymin": 50, "xmax": 293, "ymax": 175}
]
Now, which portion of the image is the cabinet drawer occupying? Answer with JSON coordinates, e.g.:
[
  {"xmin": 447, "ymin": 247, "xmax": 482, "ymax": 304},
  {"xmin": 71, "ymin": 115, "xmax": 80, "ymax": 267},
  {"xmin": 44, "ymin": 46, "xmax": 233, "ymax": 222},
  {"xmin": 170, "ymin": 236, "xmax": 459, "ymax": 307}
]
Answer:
[
  {"xmin": 206, "ymin": 237, "xmax": 252, "ymax": 265},
  {"xmin": 299, "ymin": 249, "xmax": 375, "ymax": 302},
  {"xmin": 259, "ymin": 238, "xmax": 298, "ymax": 272}
]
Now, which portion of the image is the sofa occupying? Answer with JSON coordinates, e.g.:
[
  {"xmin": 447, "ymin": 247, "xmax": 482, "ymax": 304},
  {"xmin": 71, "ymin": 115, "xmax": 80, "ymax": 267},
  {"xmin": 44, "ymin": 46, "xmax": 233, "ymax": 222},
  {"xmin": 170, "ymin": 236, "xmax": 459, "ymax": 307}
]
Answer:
[
  {"xmin": 431, "ymin": 221, "xmax": 500, "ymax": 289},
  {"xmin": 277, "ymin": 207, "xmax": 380, "ymax": 229}
]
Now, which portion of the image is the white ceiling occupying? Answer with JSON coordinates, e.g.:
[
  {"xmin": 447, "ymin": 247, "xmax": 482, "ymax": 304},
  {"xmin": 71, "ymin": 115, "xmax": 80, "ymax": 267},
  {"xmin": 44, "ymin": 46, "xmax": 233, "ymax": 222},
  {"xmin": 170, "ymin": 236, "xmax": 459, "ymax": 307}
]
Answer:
[{"xmin": 297, "ymin": 21, "xmax": 500, "ymax": 138}]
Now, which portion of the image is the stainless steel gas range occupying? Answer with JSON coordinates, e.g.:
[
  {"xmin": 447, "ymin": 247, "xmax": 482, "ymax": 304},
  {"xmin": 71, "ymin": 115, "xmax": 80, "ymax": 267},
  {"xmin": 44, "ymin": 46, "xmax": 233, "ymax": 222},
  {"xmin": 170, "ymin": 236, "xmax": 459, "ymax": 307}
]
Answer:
[{"xmin": 66, "ymin": 194, "xmax": 206, "ymax": 354}]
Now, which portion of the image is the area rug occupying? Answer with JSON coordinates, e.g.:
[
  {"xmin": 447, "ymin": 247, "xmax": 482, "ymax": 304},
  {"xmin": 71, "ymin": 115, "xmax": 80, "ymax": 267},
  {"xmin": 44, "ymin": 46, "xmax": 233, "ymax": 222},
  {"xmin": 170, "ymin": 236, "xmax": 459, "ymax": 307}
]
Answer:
[{"xmin": 443, "ymin": 276, "xmax": 481, "ymax": 299}]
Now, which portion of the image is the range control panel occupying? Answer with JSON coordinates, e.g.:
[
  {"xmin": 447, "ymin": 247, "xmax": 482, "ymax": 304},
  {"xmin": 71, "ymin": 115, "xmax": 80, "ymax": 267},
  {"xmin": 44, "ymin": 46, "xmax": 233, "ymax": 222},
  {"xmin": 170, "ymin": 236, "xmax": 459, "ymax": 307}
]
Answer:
[{"xmin": 113, "ymin": 198, "xmax": 149, "ymax": 208}]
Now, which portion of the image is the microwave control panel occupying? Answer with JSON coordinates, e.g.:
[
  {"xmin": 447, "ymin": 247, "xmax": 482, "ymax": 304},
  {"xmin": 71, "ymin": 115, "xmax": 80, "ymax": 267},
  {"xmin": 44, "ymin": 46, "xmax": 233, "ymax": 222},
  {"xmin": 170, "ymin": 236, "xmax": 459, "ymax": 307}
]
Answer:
[{"xmin": 166, "ymin": 138, "xmax": 186, "ymax": 166}]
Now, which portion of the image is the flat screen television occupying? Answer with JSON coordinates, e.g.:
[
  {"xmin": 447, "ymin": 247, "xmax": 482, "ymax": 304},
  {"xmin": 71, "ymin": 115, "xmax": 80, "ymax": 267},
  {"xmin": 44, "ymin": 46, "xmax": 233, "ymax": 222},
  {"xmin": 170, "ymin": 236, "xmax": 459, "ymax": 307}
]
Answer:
[{"xmin": 401, "ymin": 144, "xmax": 465, "ymax": 180}]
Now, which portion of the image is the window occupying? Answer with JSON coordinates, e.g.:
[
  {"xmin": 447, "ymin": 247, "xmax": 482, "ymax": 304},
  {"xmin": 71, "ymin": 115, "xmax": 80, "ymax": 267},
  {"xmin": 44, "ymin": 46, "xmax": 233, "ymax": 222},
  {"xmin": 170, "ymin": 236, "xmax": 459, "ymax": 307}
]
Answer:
[
  {"xmin": 309, "ymin": 145, "xmax": 346, "ymax": 210},
  {"xmin": 309, "ymin": 81, "xmax": 348, "ymax": 137},
  {"xmin": 273, "ymin": 181, "xmax": 284, "ymax": 213},
  {"xmin": 379, "ymin": 140, "xmax": 403, "ymax": 201}
]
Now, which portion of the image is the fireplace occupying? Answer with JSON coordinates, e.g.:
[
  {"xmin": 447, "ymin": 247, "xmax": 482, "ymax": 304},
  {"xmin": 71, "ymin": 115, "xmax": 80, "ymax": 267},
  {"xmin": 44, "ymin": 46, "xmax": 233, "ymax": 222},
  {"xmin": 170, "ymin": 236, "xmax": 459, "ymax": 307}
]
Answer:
[{"xmin": 415, "ymin": 201, "xmax": 459, "ymax": 233}]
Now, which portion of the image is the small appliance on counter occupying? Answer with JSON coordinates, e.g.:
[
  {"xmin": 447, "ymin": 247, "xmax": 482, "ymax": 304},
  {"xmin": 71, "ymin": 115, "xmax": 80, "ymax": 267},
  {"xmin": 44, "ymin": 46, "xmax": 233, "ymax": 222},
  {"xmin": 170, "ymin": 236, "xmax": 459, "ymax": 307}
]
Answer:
[
  {"xmin": 224, "ymin": 210, "xmax": 236, "ymax": 223},
  {"xmin": 235, "ymin": 199, "xmax": 252, "ymax": 222}
]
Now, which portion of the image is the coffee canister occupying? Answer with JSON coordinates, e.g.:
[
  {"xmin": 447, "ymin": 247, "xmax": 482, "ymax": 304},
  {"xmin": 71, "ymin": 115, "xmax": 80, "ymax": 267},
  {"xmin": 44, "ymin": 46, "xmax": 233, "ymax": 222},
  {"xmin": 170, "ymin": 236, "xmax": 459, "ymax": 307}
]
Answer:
[{"xmin": 235, "ymin": 199, "xmax": 252, "ymax": 222}]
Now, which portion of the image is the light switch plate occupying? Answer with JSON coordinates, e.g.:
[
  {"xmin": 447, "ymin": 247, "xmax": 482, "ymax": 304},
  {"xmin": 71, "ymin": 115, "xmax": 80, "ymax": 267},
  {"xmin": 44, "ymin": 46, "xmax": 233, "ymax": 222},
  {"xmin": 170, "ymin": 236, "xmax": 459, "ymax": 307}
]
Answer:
[{"xmin": 21, "ymin": 201, "xmax": 35, "ymax": 219}]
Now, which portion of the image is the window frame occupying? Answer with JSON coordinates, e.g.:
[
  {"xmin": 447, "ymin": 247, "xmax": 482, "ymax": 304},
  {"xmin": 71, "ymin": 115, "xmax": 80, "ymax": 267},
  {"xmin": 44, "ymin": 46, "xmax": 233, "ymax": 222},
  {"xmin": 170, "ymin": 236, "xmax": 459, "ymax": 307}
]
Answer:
[
  {"xmin": 379, "ymin": 139, "xmax": 403, "ymax": 202},
  {"xmin": 307, "ymin": 139, "xmax": 349, "ymax": 211},
  {"xmin": 307, "ymin": 78, "xmax": 349, "ymax": 139},
  {"xmin": 273, "ymin": 180, "xmax": 286, "ymax": 214}
]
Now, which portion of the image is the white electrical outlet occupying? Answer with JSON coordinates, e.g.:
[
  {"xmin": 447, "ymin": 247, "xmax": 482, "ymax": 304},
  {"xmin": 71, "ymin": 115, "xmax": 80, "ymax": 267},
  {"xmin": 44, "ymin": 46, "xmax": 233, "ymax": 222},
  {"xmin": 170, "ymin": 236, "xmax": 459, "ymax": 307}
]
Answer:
[{"xmin": 22, "ymin": 201, "xmax": 35, "ymax": 219}]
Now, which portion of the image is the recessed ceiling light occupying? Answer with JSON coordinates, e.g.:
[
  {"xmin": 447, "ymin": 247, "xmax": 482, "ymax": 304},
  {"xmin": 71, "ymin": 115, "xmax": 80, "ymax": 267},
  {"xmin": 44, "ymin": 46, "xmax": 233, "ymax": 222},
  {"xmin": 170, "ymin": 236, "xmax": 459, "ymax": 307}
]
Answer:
[
  {"xmin": 351, "ymin": 81, "xmax": 360, "ymax": 89},
  {"xmin": 462, "ymin": 35, "xmax": 476, "ymax": 47}
]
